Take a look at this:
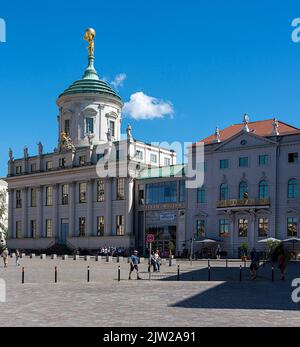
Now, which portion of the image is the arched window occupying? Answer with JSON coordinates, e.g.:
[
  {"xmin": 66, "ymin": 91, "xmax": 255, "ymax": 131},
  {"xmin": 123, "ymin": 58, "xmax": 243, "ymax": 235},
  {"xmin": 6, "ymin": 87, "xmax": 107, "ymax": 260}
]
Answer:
[
  {"xmin": 259, "ymin": 180, "xmax": 268, "ymax": 199},
  {"xmin": 220, "ymin": 183, "xmax": 229, "ymax": 201},
  {"xmin": 197, "ymin": 186, "xmax": 205, "ymax": 204},
  {"xmin": 239, "ymin": 181, "xmax": 248, "ymax": 200},
  {"xmin": 288, "ymin": 179, "xmax": 298, "ymax": 198}
]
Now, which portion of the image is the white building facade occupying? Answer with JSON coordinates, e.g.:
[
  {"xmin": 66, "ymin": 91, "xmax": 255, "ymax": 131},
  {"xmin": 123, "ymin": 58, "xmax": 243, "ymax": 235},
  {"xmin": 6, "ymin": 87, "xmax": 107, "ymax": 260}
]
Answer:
[
  {"xmin": 187, "ymin": 117, "xmax": 300, "ymax": 257},
  {"xmin": 6, "ymin": 30, "xmax": 176, "ymax": 252}
]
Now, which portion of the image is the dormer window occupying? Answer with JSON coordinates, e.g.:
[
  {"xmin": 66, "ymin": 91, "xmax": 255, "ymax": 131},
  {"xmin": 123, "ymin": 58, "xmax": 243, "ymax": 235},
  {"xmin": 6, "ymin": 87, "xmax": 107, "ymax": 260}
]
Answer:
[
  {"xmin": 64, "ymin": 119, "xmax": 70, "ymax": 135},
  {"xmin": 79, "ymin": 155, "xmax": 86, "ymax": 166},
  {"xmin": 16, "ymin": 166, "xmax": 22, "ymax": 175},
  {"xmin": 86, "ymin": 117, "xmax": 94, "ymax": 134}
]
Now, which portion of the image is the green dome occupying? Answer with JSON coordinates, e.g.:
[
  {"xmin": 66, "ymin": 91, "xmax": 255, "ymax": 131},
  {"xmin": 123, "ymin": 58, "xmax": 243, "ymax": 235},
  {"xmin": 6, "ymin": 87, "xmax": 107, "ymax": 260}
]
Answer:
[{"xmin": 59, "ymin": 56, "xmax": 121, "ymax": 101}]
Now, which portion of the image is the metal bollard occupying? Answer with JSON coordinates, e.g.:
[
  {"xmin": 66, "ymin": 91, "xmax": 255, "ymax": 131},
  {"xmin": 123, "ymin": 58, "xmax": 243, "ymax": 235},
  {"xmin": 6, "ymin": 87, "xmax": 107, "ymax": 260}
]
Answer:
[
  {"xmin": 208, "ymin": 265, "xmax": 211, "ymax": 281},
  {"xmin": 118, "ymin": 266, "xmax": 121, "ymax": 282},
  {"xmin": 55, "ymin": 266, "xmax": 57, "ymax": 283},
  {"xmin": 22, "ymin": 267, "xmax": 25, "ymax": 284},
  {"xmin": 177, "ymin": 265, "xmax": 180, "ymax": 281},
  {"xmin": 240, "ymin": 265, "xmax": 242, "ymax": 282},
  {"xmin": 87, "ymin": 266, "xmax": 90, "ymax": 283},
  {"xmin": 272, "ymin": 265, "xmax": 274, "ymax": 282}
]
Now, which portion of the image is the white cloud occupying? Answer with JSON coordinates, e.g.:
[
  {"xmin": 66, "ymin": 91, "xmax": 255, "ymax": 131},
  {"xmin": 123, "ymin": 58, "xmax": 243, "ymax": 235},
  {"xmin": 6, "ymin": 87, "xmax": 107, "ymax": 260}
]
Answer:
[
  {"xmin": 123, "ymin": 92, "xmax": 174, "ymax": 120},
  {"xmin": 111, "ymin": 73, "xmax": 127, "ymax": 88}
]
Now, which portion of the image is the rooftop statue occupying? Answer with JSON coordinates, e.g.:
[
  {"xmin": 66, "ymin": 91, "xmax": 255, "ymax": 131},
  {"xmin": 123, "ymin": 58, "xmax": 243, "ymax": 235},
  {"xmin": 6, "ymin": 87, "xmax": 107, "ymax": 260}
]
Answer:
[{"xmin": 84, "ymin": 28, "xmax": 95, "ymax": 57}]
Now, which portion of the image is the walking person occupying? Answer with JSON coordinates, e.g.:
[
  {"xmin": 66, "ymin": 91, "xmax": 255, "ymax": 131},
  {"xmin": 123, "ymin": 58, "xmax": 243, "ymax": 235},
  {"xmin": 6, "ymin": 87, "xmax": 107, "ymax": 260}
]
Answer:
[
  {"xmin": 216, "ymin": 244, "xmax": 222, "ymax": 260},
  {"xmin": 149, "ymin": 251, "xmax": 158, "ymax": 272},
  {"xmin": 277, "ymin": 246, "xmax": 287, "ymax": 281},
  {"xmin": 154, "ymin": 249, "xmax": 161, "ymax": 272},
  {"xmin": 2, "ymin": 247, "xmax": 8, "ymax": 269},
  {"xmin": 250, "ymin": 248, "xmax": 260, "ymax": 280},
  {"xmin": 16, "ymin": 249, "xmax": 21, "ymax": 266},
  {"xmin": 129, "ymin": 250, "xmax": 142, "ymax": 280}
]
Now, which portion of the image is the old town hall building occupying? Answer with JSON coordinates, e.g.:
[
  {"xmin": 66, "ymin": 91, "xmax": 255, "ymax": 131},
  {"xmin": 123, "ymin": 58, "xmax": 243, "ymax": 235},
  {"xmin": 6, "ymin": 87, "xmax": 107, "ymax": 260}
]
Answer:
[{"xmin": 6, "ymin": 29, "xmax": 176, "ymax": 252}]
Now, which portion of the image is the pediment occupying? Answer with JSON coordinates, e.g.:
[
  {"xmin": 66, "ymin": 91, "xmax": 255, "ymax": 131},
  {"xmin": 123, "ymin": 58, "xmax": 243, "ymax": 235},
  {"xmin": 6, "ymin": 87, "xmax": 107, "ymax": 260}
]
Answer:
[{"xmin": 213, "ymin": 130, "xmax": 276, "ymax": 152}]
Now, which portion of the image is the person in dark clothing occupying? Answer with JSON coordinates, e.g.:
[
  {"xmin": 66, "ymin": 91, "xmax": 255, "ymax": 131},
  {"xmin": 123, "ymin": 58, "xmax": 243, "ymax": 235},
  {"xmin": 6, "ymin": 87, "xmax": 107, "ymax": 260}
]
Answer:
[{"xmin": 250, "ymin": 248, "xmax": 260, "ymax": 280}]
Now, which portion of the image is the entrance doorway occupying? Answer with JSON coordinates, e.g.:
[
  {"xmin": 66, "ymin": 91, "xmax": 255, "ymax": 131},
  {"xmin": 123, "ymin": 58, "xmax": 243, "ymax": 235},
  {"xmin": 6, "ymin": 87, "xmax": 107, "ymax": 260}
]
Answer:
[
  {"xmin": 146, "ymin": 226, "xmax": 176, "ymax": 257},
  {"xmin": 60, "ymin": 219, "xmax": 69, "ymax": 245}
]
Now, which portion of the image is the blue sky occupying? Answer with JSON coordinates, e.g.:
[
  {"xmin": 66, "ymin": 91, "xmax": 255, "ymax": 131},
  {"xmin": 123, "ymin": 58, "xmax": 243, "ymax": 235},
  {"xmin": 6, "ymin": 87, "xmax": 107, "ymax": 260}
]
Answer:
[{"xmin": 1, "ymin": 0, "xmax": 300, "ymax": 177}]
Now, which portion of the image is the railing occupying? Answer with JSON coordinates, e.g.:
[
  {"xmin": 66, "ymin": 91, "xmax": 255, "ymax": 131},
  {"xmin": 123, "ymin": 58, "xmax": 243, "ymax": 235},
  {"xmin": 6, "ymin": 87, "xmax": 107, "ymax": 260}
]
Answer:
[{"xmin": 217, "ymin": 198, "xmax": 270, "ymax": 208}]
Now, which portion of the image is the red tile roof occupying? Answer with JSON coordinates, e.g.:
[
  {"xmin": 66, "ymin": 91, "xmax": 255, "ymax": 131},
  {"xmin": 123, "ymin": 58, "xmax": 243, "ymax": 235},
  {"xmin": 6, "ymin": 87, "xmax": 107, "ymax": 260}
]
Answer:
[{"xmin": 200, "ymin": 119, "xmax": 300, "ymax": 144}]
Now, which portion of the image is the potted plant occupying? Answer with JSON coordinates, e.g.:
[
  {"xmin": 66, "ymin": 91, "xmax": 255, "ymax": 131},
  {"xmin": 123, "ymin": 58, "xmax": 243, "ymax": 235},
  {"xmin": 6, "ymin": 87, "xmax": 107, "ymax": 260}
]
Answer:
[{"xmin": 239, "ymin": 243, "xmax": 248, "ymax": 260}]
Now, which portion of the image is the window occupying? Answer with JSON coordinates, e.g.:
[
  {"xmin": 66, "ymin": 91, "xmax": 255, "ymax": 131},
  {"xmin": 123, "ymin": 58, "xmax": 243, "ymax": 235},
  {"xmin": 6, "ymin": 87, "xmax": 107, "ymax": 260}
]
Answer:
[
  {"xmin": 150, "ymin": 153, "xmax": 157, "ymax": 164},
  {"xmin": 30, "ymin": 220, "xmax": 37, "ymax": 238},
  {"xmin": 164, "ymin": 158, "xmax": 171, "ymax": 166},
  {"xmin": 46, "ymin": 219, "xmax": 53, "ymax": 238},
  {"xmin": 220, "ymin": 183, "xmax": 229, "ymax": 201},
  {"xmin": 97, "ymin": 216, "xmax": 105, "ymax": 236},
  {"xmin": 79, "ymin": 155, "xmax": 86, "ymax": 166},
  {"xmin": 64, "ymin": 119, "xmax": 70, "ymax": 135},
  {"xmin": 97, "ymin": 180, "xmax": 105, "ymax": 202},
  {"xmin": 46, "ymin": 161, "xmax": 53, "ymax": 171},
  {"xmin": 238, "ymin": 219, "xmax": 248, "ymax": 237},
  {"xmin": 196, "ymin": 220, "xmax": 205, "ymax": 238},
  {"xmin": 62, "ymin": 184, "xmax": 69, "ymax": 205},
  {"xmin": 197, "ymin": 186, "xmax": 205, "ymax": 204},
  {"xmin": 79, "ymin": 183, "xmax": 87, "ymax": 203},
  {"xmin": 86, "ymin": 117, "xmax": 94, "ymax": 134},
  {"xmin": 258, "ymin": 218, "xmax": 268, "ymax": 237},
  {"xmin": 59, "ymin": 158, "xmax": 66, "ymax": 168},
  {"xmin": 259, "ymin": 155, "xmax": 269, "ymax": 166},
  {"xmin": 16, "ymin": 166, "xmax": 22, "ymax": 175},
  {"xmin": 179, "ymin": 180, "xmax": 185, "ymax": 203},
  {"xmin": 46, "ymin": 186, "xmax": 53, "ymax": 206},
  {"xmin": 31, "ymin": 189, "xmax": 36, "ymax": 207},
  {"xmin": 31, "ymin": 163, "xmax": 37, "ymax": 172},
  {"xmin": 219, "ymin": 219, "xmax": 230, "ymax": 237},
  {"xmin": 117, "ymin": 178, "xmax": 125, "ymax": 200},
  {"xmin": 116, "ymin": 215, "xmax": 125, "ymax": 236},
  {"xmin": 239, "ymin": 181, "xmax": 248, "ymax": 200},
  {"xmin": 288, "ymin": 153, "xmax": 298, "ymax": 163},
  {"xmin": 288, "ymin": 179, "xmax": 298, "ymax": 198},
  {"xmin": 16, "ymin": 190, "xmax": 22, "ymax": 208},
  {"xmin": 109, "ymin": 120, "xmax": 115, "ymax": 137},
  {"xmin": 146, "ymin": 181, "xmax": 177, "ymax": 204},
  {"xmin": 287, "ymin": 217, "xmax": 298, "ymax": 237},
  {"xmin": 136, "ymin": 150, "xmax": 143, "ymax": 161},
  {"xmin": 220, "ymin": 159, "xmax": 229, "ymax": 169},
  {"xmin": 16, "ymin": 221, "xmax": 22, "ymax": 238},
  {"xmin": 259, "ymin": 180, "xmax": 269, "ymax": 199},
  {"xmin": 239, "ymin": 157, "xmax": 249, "ymax": 167},
  {"xmin": 79, "ymin": 217, "xmax": 86, "ymax": 237}
]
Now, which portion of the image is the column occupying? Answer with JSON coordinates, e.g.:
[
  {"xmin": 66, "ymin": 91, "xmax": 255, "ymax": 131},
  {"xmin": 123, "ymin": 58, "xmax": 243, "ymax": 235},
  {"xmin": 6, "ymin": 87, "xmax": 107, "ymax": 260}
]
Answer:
[
  {"xmin": 69, "ymin": 182, "xmax": 75, "ymax": 237},
  {"xmin": 125, "ymin": 177, "xmax": 134, "ymax": 235},
  {"xmin": 52, "ymin": 184, "xmax": 59, "ymax": 239},
  {"xmin": 8, "ymin": 189, "xmax": 14, "ymax": 239},
  {"xmin": 37, "ymin": 186, "xmax": 43, "ymax": 238},
  {"xmin": 250, "ymin": 212, "xmax": 256, "ymax": 250},
  {"xmin": 105, "ymin": 178, "xmax": 112, "ymax": 236},
  {"xmin": 230, "ymin": 214, "xmax": 235, "ymax": 258},
  {"xmin": 22, "ymin": 188, "xmax": 28, "ymax": 238},
  {"xmin": 87, "ymin": 179, "xmax": 94, "ymax": 236}
]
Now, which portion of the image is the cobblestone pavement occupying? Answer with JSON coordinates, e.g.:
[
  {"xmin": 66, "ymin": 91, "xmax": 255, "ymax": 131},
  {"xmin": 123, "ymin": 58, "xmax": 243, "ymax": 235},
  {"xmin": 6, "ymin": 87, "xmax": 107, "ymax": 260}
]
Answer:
[{"xmin": 0, "ymin": 257, "xmax": 299, "ymax": 327}]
